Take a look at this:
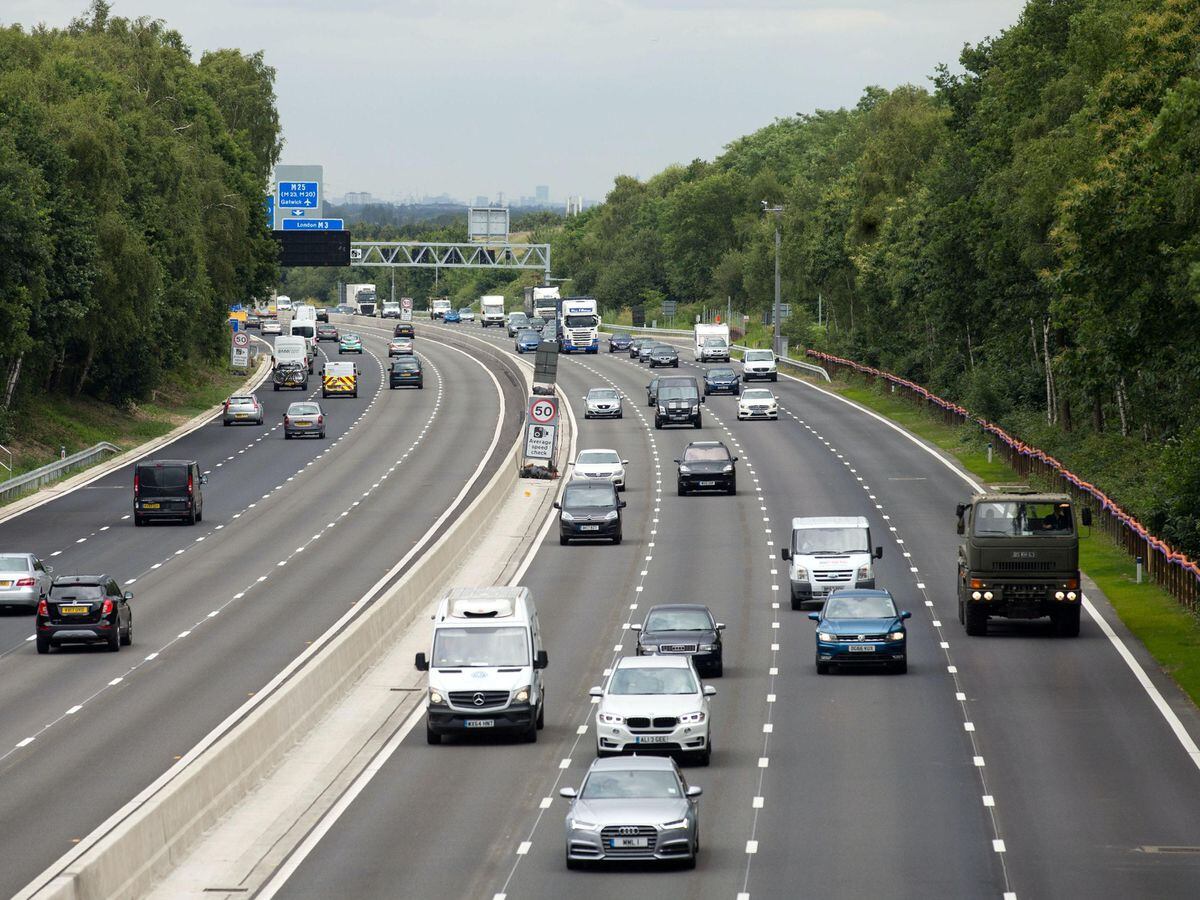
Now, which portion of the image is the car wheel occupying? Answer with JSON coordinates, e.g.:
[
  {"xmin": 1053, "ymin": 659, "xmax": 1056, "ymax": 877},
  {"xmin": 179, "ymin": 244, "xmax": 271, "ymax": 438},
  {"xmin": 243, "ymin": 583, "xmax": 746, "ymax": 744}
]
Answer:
[
  {"xmin": 222, "ymin": 420, "xmax": 229, "ymax": 427},
  {"xmin": 36, "ymin": 635, "xmax": 50, "ymax": 654},
  {"xmin": 816, "ymin": 660, "xmax": 830, "ymax": 675},
  {"xmin": 677, "ymin": 481, "xmax": 687, "ymax": 496},
  {"xmin": 121, "ymin": 616, "xmax": 133, "ymax": 646},
  {"xmin": 319, "ymin": 431, "xmax": 326, "ymax": 439},
  {"xmin": 612, "ymin": 531, "xmax": 622, "ymax": 545},
  {"xmin": 107, "ymin": 626, "xmax": 121, "ymax": 652},
  {"xmin": 565, "ymin": 851, "xmax": 582, "ymax": 871},
  {"xmin": 696, "ymin": 740, "xmax": 711, "ymax": 767},
  {"xmin": 654, "ymin": 418, "xmax": 662, "ymax": 430},
  {"xmin": 425, "ymin": 726, "xmax": 442, "ymax": 745},
  {"xmin": 683, "ymin": 849, "xmax": 697, "ymax": 870},
  {"xmin": 584, "ymin": 412, "xmax": 591, "ymax": 419},
  {"xmin": 134, "ymin": 516, "xmax": 145, "ymax": 527},
  {"xmin": 196, "ymin": 508, "xmax": 202, "ymax": 523},
  {"xmin": 273, "ymin": 384, "xmax": 279, "ymax": 391},
  {"xmin": 712, "ymin": 660, "xmax": 724, "ymax": 677},
  {"xmin": 187, "ymin": 510, "xmax": 197, "ymax": 526},
  {"xmin": 559, "ymin": 535, "xmax": 569, "ymax": 546},
  {"xmin": 893, "ymin": 658, "xmax": 908, "ymax": 674},
  {"xmin": 964, "ymin": 604, "xmax": 988, "ymax": 636},
  {"xmin": 673, "ymin": 361, "xmax": 679, "ymax": 368},
  {"xmin": 617, "ymin": 411, "xmax": 623, "ymax": 418},
  {"xmin": 537, "ymin": 702, "xmax": 545, "ymax": 730},
  {"xmin": 727, "ymin": 479, "xmax": 736, "ymax": 495},
  {"xmin": 694, "ymin": 417, "xmax": 702, "ymax": 429},
  {"xmin": 771, "ymin": 374, "xmax": 778, "ymax": 381},
  {"xmin": 791, "ymin": 592, "xmax": 805, "ymax": 612},
  {"xmin": 285, "ymin": 432, "xmax": 292, "ymax": 440},
  {"xmin": 523, "ymin": 721, "xmax": 538, "ymax": 743}
]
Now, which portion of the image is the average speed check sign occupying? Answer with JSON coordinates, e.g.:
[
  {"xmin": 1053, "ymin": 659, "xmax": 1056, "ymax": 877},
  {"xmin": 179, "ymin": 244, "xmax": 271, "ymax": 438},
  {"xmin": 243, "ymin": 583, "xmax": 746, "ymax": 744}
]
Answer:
[{"xmin": 529, "ymin": 397, "xmax": 557, "ymax": 425}]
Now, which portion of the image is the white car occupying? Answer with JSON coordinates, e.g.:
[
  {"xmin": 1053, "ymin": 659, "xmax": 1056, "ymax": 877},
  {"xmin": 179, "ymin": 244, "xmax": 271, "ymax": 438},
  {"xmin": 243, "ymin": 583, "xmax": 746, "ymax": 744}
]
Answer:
[
  {"xmin": 571, "ymin": 449, "xmax": 627, "ymax": 491},
  {"xmin": 261, "ymin": 320, "xmax": 282, "ymax": 335},
  {"xmin": 590, "ymin": 656, "xmax": 716, "ymax": 765},
  {"xmin": 742, "ymin": 348, "xmax": 778, "ymax": 382},
  {"xmin": 458, "ymin": 308, "xmax": 476, "ymax": 322},
  {"xmin": 737, "ymin": 388, "xmax": 778, "ymax": 420}
]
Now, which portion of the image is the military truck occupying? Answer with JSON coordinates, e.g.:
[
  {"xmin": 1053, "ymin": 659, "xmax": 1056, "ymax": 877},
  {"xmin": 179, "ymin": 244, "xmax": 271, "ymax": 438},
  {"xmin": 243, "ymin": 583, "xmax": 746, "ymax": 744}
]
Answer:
[{"xmin": 955, "ymin": 488, "xmax": 1091, "ymax": 637}]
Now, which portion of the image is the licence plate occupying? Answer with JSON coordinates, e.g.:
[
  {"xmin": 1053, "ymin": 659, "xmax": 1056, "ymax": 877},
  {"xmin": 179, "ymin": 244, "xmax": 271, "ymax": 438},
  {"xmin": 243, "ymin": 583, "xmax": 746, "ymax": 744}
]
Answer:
[
  {"xmin": 611, "ymin": 837, "xmax": 649, "ymax": 848},
  {"xmin": 636, "ymin": 735, "xmax": 670, "ymax": 744},
  {"xmin": 848, "ymin": 644, "xmax": 876, "ymax": 653},
  {"xmin": 580, "ymin": 525, "xmax": 600, "ymax": 532},
  {"xmin": 0, "ymin": 581, "xmax": 10, "ymax": 588},
  {"xmin": 235, "ymin": 413, "xmax": 248, "ymax": 419},
  {"xmin": 60, "ymin": 605, "xmax": 89, "ymax": 615},
  {"xmin": 699, "ymin": 481, "xmax": 716, "ymax": 486},
  {"xmin": 294, "ymin": 420, "xmax": 311, "ymax": 426},
  {"xmin": 463, "ymin": 719, "xmax": 494, "ymax": 729},
  {"xmin": 143, "ymin": 502, "xmax": 160, "ymax": 509}
]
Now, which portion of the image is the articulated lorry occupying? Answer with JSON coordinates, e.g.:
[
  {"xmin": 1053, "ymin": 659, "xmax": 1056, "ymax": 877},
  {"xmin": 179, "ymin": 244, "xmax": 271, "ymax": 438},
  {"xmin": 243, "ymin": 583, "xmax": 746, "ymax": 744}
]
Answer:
[
  {"xmin": 955, "ymin": 488, "xmax": 1092, "ymax": 637},
  {"xmin": 342, "ymin": 283, "xmax": 376, "ymax": 316},
  {"xmin": 480, "ymin": 295, "xmax": 506, "ymax": 328},
  {"xmin": 558, "ymin": 296, "xmax": 599, "ymax": 353},
  {"xmin": 523, "ymin": 286, "xmax": 561, "ymax": 322}
]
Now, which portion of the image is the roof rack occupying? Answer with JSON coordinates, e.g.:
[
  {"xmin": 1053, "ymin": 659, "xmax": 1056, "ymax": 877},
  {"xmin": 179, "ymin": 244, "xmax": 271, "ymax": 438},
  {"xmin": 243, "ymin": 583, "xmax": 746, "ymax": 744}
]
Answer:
[{"xmin": 989, "ymin": 484, "xmax": 1037, "ymax": 494}]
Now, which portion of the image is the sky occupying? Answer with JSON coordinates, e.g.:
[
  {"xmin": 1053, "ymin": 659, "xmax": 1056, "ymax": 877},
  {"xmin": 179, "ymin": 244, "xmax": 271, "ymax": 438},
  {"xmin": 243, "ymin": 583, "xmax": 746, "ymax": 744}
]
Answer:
[{"xmin": 5, "ymin": 1, "xmax": 1029, "ymax": 204}]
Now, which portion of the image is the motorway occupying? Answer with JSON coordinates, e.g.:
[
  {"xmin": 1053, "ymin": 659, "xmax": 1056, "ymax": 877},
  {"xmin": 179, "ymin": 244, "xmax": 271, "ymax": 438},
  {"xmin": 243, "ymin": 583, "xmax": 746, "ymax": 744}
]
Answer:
[
  {"xmin": 0, "ymin": 320, "xmax": 523, "ymax": 897},
  {"xmin": 264, "ymin": 320, "xmax": 1200, "ymax": 900}
]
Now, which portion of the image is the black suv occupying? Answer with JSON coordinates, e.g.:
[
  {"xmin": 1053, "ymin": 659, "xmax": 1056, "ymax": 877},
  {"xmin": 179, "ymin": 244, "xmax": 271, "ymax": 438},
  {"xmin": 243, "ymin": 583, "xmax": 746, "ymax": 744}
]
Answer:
[
  {"xmin": 37, "ymin": 575, "xmax": 133, "ymax": 653},
  {"xmin": 655, "ymin": 377, "xmax": 703, "ymax": 429},
  {"xmin": 134, "ymin": 460, "xmax": 206, "ymax": 525},
  {"xmin": 389, "ymin": 357, "xmax": 423, "ymax": 389},
  {"xmin": 676, "ymin": 441, "xmax": 737, "ymax": 495},
  {"xmin": 634, "ymin": 603, "xmax": 725, "ymax": 677},
  {"xmin": 555, "ymin": 480, "xmax": 626, "ymax": 545}
]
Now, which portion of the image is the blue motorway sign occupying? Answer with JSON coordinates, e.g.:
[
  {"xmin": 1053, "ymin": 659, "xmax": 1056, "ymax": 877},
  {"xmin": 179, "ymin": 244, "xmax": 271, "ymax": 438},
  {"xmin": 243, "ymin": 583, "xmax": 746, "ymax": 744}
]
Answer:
[
  {"xmin": 282, "ymin": 218, "xmax": 344, "ymax": 231},
  {"xmin": 277, "ymin": 181, "xmax": 320, "ymax": 208}
]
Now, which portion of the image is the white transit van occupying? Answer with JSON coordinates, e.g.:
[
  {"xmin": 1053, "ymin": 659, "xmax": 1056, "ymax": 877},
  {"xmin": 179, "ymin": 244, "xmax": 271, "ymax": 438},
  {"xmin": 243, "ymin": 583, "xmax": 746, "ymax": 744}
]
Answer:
[
  {"xmin": 273, "ymin": 335, "xmax": 310, "ymax": 372},
  {"xmin": 779, "ymin": 516, "xmax": 883, "ymax": 610},
  {"xmin": 415, "ymin": 587, "xmax": 548, "ymax": 744}
]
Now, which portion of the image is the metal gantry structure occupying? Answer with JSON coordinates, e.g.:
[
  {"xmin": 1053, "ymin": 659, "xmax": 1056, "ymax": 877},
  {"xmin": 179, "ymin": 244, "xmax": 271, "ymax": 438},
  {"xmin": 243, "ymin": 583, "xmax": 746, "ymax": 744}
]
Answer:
[{"xmin": 349, "ymin": 241, "xmax": 551, "ymax": 281}]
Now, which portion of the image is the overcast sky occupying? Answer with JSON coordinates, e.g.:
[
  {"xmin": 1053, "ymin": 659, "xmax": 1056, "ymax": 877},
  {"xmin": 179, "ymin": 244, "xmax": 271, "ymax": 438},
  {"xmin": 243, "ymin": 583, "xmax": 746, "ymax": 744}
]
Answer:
[{"xmin": 6, "ymin": 1, "xmax": 1028, "ymax": 203}]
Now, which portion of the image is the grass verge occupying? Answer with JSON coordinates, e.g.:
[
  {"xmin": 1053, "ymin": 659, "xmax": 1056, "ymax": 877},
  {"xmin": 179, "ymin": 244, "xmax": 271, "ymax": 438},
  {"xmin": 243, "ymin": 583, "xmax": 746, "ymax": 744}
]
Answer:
[
  {"xmin": 5, "ymin": 360, "xmax": 248, "ymax": 480},
  {"xmin": 827, "ymin": 374, "xmax": 1200, "ymax": 709}
]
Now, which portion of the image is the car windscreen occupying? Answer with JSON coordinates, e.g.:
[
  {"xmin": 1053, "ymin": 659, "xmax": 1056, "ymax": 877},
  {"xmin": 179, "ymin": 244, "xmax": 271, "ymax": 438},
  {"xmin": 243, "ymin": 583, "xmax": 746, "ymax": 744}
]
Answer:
[
  {"xmin": 459, "ymin": 309, "xmax": 472, "ymax": 315},
  {"xmin": 577, "ymin": 451, "xmax": 619, "ymax": 465},
  {"xmin": 137, "ymin": 464, "xmax": 188, "ymax": 497},
  {"xmin": 393, "ymin": 360, "xmax": 420, "ymax": 370},
  {"xmin": 0, "ymin": 555, "xmax": 31, "ymax": 571},
  {"xmin": 229, "ymin": 396, "xmax": 255, "ymax": 404},
  {"xmin": 581, "ymin": 769, "xmax": 681, "ymax": 800},
  {"xmin": 49, "ymin": 584, "xmax": 104, "ymax": 601},
  {"xmin": 707, "ymin": 368, "xmax": 735, "ymax": 378},
  {"xmin": 824, "ymin": 595, "xmax": 898, "ymax": 619},
  {"xmin": 703, "ymin": 337, "xmax": 726, "ymax": 346},
  {"xmin": 644, "ymin": 609, "xmax": 713, "ymax": 632},
  {"xmin": 588, "ymin": 389, "xmax": 619, "ymax": 400},
  {"xmin": 509, "ymin": 314, "xmax": 528, "ymax": 322},
  {"xmin": 291, "ymin": 325, "xmax": 314, "ymax": 338},
  {"xmin": 608, "ymin": 666, "xmax": 697, "ymax": 695},
  {"xmin": 973, "ymin": 501, "xmax": 1074, "ymax": 536},
  {"xmin": 742, "ymin": 390, "xmax": 773, "ymax": 400},
  {"xmin": 517, "ymin": 330, "xmax": 540, "ymax": 339},
  {"xmin": 288, "ymin": 404, "xmax": 319, "ymax": 416},
  {"xmin": 342, "ymin": 334, "xmax": 360, "ymax": 341},
  {"xmin": 682, "ymin": 446, "xmax": 729, "ymax": 462},
  {"xmin": 793, "ymin": 527, "xmax": 869, "ymax": 554},
  {"xmin": 565, "ymin": 315, "xmax": 596, "ymax": 327},
  {"xmin": 653, "ymin": 346, "xmax": 676, "ymax": 355},
  {"xmin": 658, "ymin": 386, "xmax": 697, "ymax": 401},
  {"xmin": 431, "ymin": 626, "xmax": 529, "ymax": 667},
  {"xmin": 563, "ymin": 484, "xmax": 615, "ymax": 508},
  {"xmin": 744, "ymin": 350, "xmax": 773, "ymax": 361}
]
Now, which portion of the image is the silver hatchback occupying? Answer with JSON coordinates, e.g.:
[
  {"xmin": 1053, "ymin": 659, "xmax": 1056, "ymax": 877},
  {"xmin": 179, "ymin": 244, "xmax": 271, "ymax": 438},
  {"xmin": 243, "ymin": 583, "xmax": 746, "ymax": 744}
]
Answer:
[
  {"xmin": 561, "ymin": 755, "xmax": 701, "ymax": 869},
  {"xmin": 284, "ymin": 401, "xmax": 325, "ymax": 439},
  {"xmin": 223, "ymin": 394, "xmax": 263, "ymax": 426},
  {"xmin": 583, "ymin": 388, "xmax": 623, "ymax": 419},
  {"xmin": 0, "ymin": 553, "xmax": 54, "ymax": 609}
]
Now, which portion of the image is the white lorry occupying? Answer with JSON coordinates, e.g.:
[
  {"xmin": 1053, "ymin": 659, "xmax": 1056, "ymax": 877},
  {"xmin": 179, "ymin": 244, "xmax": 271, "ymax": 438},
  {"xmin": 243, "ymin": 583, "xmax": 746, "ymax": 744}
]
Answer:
[
  {"xmin": 779, "ymin": 516, "xmax": 884, "ymax": 610},
  {"xmin": 342, "ymin": 283, "xmax": 376, "ymax": 317},
  {"xmin": 559, "ymin": 296, "xmax": 599, "ymax": 353},
  {"xmin": 694, "ymin": 323, "xmax": 731, "ymax": 362},
  {"xmin": 480, "ymin": 295, "xmax": 506, "ymax": 328}
]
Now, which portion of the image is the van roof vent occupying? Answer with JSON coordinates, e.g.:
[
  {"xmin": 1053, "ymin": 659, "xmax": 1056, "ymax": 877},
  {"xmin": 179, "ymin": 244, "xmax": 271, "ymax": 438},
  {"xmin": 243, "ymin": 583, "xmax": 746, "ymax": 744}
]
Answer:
[{"xmin": 450, "ymin": 597, "xmax": 514, "ymax": 619}]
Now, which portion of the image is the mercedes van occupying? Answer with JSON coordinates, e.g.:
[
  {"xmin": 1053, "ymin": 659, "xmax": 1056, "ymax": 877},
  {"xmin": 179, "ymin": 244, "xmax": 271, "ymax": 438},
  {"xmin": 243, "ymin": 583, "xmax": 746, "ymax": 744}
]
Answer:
[{"xmin": 415, "ymin": 587, "xmax": 548, "ymax": 745}]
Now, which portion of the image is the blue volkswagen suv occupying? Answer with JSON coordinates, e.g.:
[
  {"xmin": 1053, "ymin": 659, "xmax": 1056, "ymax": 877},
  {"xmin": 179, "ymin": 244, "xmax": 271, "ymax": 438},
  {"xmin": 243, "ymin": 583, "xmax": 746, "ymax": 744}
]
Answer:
[{"xmin": 809, "ymin": 589, "xmax": 910, "ymax": 674}]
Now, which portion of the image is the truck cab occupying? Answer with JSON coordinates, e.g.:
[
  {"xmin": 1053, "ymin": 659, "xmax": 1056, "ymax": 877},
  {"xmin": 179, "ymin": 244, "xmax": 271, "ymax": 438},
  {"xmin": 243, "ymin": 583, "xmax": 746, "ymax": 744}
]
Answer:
[
  {"xmin": 415, "ymin": 587, "xmax": 548, "ymax": 745},
  {"xmin": 957, "ymin": 490, "xmax": 1090, "ymax": 636},
  {"xmin": 559, "ymin": 297, "xmax": 599, "ymax": 353},
  {"xmin": 780, "ymin": 516, "xmax": 882, "ymax": 610}
]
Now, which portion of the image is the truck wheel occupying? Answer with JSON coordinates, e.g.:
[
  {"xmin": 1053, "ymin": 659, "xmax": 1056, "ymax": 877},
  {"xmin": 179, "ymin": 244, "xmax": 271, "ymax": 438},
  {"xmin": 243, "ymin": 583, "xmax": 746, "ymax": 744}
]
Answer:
[
  {"xmin": 426, "ymin": 726, "xmax": 441, "ymax": 745},
  {"xmin": 1054, "ymin": 605, "xmax": 1081, "ymax": 637},
  {"xmin": 791, "ymin": 591, "xmax": 804, "ymax": 611},
  {"xmin": 964, "ymin": 604, "xmax": 988, "ymax": 636}
]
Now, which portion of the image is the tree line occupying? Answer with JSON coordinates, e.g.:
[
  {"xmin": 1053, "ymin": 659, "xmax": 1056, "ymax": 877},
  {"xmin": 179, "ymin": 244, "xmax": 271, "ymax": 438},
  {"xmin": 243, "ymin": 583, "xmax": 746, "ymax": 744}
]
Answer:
[
  {"xmin": 549, "ymin": 0, "xmax": 1200, "ymax": 557},
  {"xmin": 0, "ymin": 1, "xmax": 281, "ymax": 420}
]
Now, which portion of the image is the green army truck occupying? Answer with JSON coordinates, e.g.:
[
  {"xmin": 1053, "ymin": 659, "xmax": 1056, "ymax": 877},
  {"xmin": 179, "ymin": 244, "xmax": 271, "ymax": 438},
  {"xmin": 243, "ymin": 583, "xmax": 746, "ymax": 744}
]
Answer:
[{"xmin": 955, "ymin": 488, "xmax": 1092, "ymax": 637}]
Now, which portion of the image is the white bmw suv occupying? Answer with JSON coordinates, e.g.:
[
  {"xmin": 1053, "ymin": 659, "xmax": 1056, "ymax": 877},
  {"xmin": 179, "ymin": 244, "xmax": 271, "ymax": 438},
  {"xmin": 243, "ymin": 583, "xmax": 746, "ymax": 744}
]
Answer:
[{"xmin": 590, "ymin": 656, "xmax": 716, "ymax": 765}]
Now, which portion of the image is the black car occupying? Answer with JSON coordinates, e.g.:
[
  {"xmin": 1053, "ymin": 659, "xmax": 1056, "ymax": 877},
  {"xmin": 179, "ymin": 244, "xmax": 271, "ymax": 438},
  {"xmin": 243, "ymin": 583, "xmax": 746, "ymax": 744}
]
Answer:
[
  {"xmin": 649, "ymin": 344, "xmax": 680, "ymax": 368},
  {"xmin": 316, "ymin": 307, "xmax": 329, "ymax": 322},
  {"xmin": 389, "ymin": 357, "xmax": 423, "ymax": 389},
  {"xmin": 634, "ymin": 603, "xmax": 725, "ymax": 677},
  {"xmin": 134, "ymin": 459, "xmax": 207, "ymax": 526},
  {"xmin": 646, "ymin": 378, "xmax": 660, "ymax": 407},
  {"xmin": 703, "ymin": 367, "xmax": 740, "ymax": 395},
  {"xmin": 316, "ymin": 323, "xmax": 339, "ymax": 342},
  {"xmin": 394, "ymin": 322, "xmax": 415, "ymax": 338},
  {"xmin": 628, "ymin": 337, "xmax": 645, "ymax": 359},
  {"xmin": 37, "ymin": 574, "xmax": 133, "ymax": 654},
  {"xmin": 655, "ymin": 377, "xmax": 703, "ymax": 429},
  {"xmin": 675, "ymin": 441, "xmax": 737, "ymax": 495},
  {"xmin": 555, "ymin": 480, "xmax": 626, "ymax": 545},
  {"xmin": 608, "ymin": 332, "xmax": 633, "ymax": 352},
  {"xmin": 245, "ymin": 314, "xmax": 261, "ymax": 330}
]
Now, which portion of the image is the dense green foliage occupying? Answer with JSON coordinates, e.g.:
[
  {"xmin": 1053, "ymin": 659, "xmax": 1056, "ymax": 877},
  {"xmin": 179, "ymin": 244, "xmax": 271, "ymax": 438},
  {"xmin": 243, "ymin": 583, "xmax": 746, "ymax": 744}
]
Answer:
[
  {"xmin": 0, "ymin": 1, "xmax": 280, "ymax": 419},
  {"xmin": 550, "ymin": 0, "xmax": 1200, "ymax": 556}
]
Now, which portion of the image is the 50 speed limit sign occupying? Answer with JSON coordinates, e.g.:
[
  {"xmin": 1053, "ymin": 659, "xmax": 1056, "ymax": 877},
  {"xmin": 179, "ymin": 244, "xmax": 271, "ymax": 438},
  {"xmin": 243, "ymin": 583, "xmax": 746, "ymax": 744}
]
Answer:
[
  {"xmin": 233, "ymin": 331, "xmax": 249, "ymax": 348},
  {"xmin": 529, "ymin": 397, "xmax": 558, "ymax": 425}
]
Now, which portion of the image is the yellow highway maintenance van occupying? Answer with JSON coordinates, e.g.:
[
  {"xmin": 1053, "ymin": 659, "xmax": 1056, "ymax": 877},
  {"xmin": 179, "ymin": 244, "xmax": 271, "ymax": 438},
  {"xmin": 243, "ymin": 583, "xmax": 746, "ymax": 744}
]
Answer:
[{"xmin": 322, "ymin": 360, "xmax": 358, "ymax": 398}]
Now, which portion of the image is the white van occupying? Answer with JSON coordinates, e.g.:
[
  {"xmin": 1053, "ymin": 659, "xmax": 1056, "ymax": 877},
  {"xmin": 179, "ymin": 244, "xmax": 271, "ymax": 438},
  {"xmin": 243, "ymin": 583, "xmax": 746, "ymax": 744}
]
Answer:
[
  {"xmin": 742, "ymin": 348, "xmax": 778, "ymax": 381},
  {"xmin": 415, "ymin": 587, "xmax": 548, "ymax": 744},
  {"xmin": 780, "ymin": 516, "xmax": 883, "ymax": 610},
  {"xmin": 273, "ymin": 335, "xmax": 311, "ymax": 373}
]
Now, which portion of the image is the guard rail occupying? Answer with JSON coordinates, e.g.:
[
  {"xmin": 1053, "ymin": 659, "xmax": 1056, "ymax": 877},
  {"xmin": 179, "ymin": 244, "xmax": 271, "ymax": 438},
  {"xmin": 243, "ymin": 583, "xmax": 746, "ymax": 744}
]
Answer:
[{"xmin": 0, "ymin": 442, "xmax": 122, "ymax": 506}]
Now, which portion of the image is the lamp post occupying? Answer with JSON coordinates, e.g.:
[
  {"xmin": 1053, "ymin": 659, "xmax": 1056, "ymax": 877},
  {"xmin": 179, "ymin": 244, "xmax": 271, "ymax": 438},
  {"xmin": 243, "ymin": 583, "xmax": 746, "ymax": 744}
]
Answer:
[{"xmin": 762, "ymin": 201, "xmax": 783, "ymax": 355}]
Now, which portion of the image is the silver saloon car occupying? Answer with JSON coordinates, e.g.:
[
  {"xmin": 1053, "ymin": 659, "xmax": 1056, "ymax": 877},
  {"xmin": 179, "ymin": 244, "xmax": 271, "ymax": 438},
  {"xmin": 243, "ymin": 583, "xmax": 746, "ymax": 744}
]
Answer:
[
  {"xmin": 583, "ymin": 388, "xmax": 623, "ymax": 419},
  {"xmin": 0, "ymin": 553, "xmax": 53, "ymax": 609},
  {"xmin": 223, "ymin": 394, "xmax": 264, "ymax": 426},
  {"xmin": 561, "ymin": 756, "xmax": 701, "ymax": 869}
]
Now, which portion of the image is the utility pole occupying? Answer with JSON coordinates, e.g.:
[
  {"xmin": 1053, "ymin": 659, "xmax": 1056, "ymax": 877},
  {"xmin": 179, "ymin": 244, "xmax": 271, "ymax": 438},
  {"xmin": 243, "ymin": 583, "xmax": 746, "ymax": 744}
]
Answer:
[{"xmin": 762, "ymin": 201, "xmax": 784, "ymax": 355}]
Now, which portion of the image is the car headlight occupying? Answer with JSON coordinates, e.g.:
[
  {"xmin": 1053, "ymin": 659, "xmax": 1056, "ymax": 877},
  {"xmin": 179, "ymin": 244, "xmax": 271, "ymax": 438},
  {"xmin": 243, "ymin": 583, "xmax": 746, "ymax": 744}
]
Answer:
[
  {"xmin": 598, "ymin": 711, "xmax": 625, "ymax": 724},
  {"xmin": 679, "ymin": 465, "xmax": 691, "ymax": 474},
  {"xmin": 889, "ymin": 631, "xmax": 905, "ymax": 641},
  {"xmin": 678, "ymin": 710, "xmax": 706, "ymax": 724},
  {"xmin": 603, "ymin": 509, "xmax": 619, "ymax": 521},
  {"xmin": 722, "ymin": 464, "xmax": 733, "ymax": 472},
  {"xmin": 658, "ymin": 404, "xmax": 666, "ymax": 413},
  {"xmin": 856, "ymin": 565, "xmax": 871, "ymax": 581},
  {"xmin": 698, "ymin": 643, "xmax": 717, "ymax": 651},
  {"xmin": 817, "ymin": 632, "xmax": 837, "ymax": 642},
  {"xmin": 662, "ymin": 818, "xmax": 689, "ymax": 830},
  {"xmin": 569, "ymin": 818, "xmax": 601, "ymax": 832},
  {"xmin": 513, "ymin": 685, "xmax": 531, "ymax": 703},
  {"xmin": 428, "ymin": 689, "xmax": 446, "ymax": 705},
  {"xmin": 560, "ymin": 511, "xmax": 575, "ymax": 522}
]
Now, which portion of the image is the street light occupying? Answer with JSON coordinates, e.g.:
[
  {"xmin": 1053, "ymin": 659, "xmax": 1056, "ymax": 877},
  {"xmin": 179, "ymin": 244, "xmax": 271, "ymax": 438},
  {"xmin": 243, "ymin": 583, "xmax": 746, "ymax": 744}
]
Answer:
[{"xmin": 762, "ymin": 200, "xmax": 783, "ymax": 356}]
